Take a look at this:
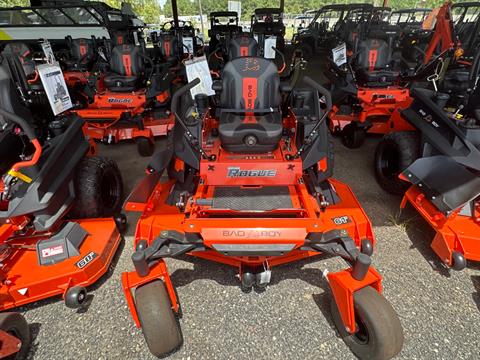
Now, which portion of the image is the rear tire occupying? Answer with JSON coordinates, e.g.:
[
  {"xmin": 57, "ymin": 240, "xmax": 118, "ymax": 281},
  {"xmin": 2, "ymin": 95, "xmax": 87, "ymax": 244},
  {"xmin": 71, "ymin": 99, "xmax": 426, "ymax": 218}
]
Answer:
[
  {"xmin": 330, "ymin": 286, "xmax": 404, "ymax": 360},
  {"xmin": 136, "ymin": 137, "xmax": 155, "ymax": 157},
  {"xmin": 135, "ymin": 280, "xmax": 182, "ymax": 357},
  {"xmin": 298, "ymin": 44, "xmax": 313, "ymax": 61},
  {"xmin": 70, "ymin": 157, "xmax": 123, "ymax": 219},
  {"xmin": 341, "ymin": 123, "xmax": 365, "ymax": 148},
  {"xmin": 374, "ymin": 132, "xmax": 419, "ymax": 195},
  {"xmin": 0, "ymin": 312, "xmax": 30, "ymax": 360}
]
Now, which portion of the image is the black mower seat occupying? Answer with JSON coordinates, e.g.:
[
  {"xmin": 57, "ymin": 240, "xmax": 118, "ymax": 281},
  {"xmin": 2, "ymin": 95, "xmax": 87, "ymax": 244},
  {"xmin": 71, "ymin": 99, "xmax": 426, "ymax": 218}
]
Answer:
[
  {"xmin": 218, "ymin": 57, "xmax": 282, "ymax": 153},
  {"xmin": 64, "ymin": 38, "xmax": 94, "ymax": 70},
  {"xmin": 356, "ymin": 38, "xmax": 399, "ymax": 86},
  {"xmin": 104, "ymin": 44, "xmax": 143, "ymax": 92},
  {"xmin": 228, "ymin": 35, "xmax": 258, "ymax": 60},
  {"xmin": 1, "ymin": 42, "xmax": 36, "ymax": 78}
]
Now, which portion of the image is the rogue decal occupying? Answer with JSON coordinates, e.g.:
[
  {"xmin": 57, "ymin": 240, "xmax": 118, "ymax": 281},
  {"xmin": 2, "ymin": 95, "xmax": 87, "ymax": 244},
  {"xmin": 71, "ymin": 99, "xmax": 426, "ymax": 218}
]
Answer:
[
  {"xmin": 108, "ymin": 98, "xmax": 133, "ymax": 104},
  {"xmin": 227, "ymin": 167, "xmax": 276, "ymax": 177}
]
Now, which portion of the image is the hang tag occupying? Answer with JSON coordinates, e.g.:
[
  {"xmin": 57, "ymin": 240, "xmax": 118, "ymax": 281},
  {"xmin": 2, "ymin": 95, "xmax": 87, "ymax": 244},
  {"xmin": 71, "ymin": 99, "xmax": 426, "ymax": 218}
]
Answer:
[
  {"xmin": 185, "ymin": 56, "xmax": 215, "ymax": 97},
  {"xmin": 332, "ymin": 43, "xmax": 347, "ymax": 66},
  {"xmin": 41, "ymin": 40, "xmax": 56, "ymax": 65},
  {"xmin": 258, "ymin": 270, "xmax": 271, "ymax": 285},
  {"xmin": 264, "ymin": 36, "xmax": 277, "ymax": 59},
  {"xmin": 37, "ymin": 63, "xmax": 72, "ymax": 115},
  {"xmin": 183, "ymin": 36, "xmax": 194, "ymax": 54}
]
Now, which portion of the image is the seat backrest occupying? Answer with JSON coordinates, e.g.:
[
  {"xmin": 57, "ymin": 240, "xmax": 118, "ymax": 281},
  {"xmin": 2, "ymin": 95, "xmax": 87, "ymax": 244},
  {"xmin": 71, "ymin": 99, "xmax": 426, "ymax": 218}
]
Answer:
[
  {"xmin": 109, "ymin": 44, "xmax": 143, "ymax": 76},
  {"xmin": 356, "ymin": 38, "xmax": 391, "ymax": 71},
  {"xmin": 71, "ymin": 38, "xmax": 94, "ymax": 63},
  {"xmin": 228, "ymin": 35, "xmax": 258, "ymax": 59},
  {"xmin": 1, "ymin": 42, "xmax": 36, "ymax": 77},
  {"xmin": 220, "ymin": 57, "xmax": 280, "ymax": 110},
  {"xmin": 158, "ymin": 34, "xmax": 179, "ymax": 60}
]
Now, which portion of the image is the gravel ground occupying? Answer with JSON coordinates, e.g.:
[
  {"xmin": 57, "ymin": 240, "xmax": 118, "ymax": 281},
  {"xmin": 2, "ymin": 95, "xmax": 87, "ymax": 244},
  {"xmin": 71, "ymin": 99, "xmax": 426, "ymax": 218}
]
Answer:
[{"xmin": 19, "ymin": 61, "xmax": 480, "ymax": 359}]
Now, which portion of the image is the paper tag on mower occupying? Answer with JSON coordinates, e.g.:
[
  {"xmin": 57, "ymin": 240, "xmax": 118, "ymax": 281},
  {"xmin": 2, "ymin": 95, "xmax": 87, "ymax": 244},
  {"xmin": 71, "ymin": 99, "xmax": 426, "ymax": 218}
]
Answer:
[
  {"xmin": 264, "ymin": 36, "xmax": 277, "ymax": 59},
  {"xmin": 185, "ymin": 56, "xmax": 215, "ymax": 97},
  {"xmin": 37, "ymin": 63, "xmax": 72, "ymax": 115},
  {"xmin": 182, "ymin": 36, "xmax": 194, "ymax": 54},
  {"xmin": 332, "ymin": 42, "xmax": 347, "ymax": 66},
  {"xmin": 40, "ymin": 40, "xmax": 56, "ymax": 65}
]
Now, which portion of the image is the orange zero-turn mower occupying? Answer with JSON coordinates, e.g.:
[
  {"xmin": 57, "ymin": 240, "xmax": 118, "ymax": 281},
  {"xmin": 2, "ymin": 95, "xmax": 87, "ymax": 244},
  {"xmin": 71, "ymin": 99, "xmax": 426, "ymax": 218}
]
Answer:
[
  {"xmin": 70, "ymin": 42, "xmax": 175, "ymax": 157},
  {"xmin": 326, "ymin": 37, "xmax": 415, "ymax": 149},
  {"xmin": 396, "ymin": 88, "xmax": 480, "ymax": 270},
  {"xmin": 121, "ymin": 57, "xmax": 403, "ymax": 359},
  {"xmin": 0, "ymin": 104, "xmax": 126, "ymax": 310}
]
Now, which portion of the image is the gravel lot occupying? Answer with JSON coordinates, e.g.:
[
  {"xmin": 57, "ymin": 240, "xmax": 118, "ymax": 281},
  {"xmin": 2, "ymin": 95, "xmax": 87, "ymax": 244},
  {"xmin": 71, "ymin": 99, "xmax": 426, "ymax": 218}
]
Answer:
[{"xmin": 19, "ymin": 61, "xmax": 480, "ymax": 359}]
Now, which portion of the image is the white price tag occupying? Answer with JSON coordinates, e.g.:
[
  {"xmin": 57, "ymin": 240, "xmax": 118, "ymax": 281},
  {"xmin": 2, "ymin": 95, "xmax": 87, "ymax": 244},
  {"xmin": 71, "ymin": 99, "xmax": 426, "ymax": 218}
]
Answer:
[
  {"xmin": 41, "ymin": 40, "xmax": 56, "ymax": 65},
  {"xmin": 332, "ymin": 42, "xmax": 347, "ymax": 66},
  {"xmin": 37, "ymin": 64, "xmax": 72, "ymax": 115},
  {"xmin": 185, "ymin": 56, "xmax": 215, "ymax": 97},
  {"xmin": 264, "ymin": 36, "xmax": 277, "ymax": 59},
  {"xmin": 182, "ymin": 36, "xmax": 194, "ymax": 54}
]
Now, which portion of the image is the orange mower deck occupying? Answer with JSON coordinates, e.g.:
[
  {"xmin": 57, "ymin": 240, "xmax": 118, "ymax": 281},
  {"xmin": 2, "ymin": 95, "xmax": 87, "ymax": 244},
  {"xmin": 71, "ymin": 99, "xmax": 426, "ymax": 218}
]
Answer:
[{"xmin": 0, "ymin": 218, "xmax": 121, "ymax": 310}]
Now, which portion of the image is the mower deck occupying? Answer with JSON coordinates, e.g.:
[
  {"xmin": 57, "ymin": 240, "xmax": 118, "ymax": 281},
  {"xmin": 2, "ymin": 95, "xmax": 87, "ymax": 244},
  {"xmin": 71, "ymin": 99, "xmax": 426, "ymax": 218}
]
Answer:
[
  {"xmin": 0, "ymin": 218, "xmax": 121, "ymax": 310},
  {"xmin": 330, "ymin": 87, "xmax": 413, "ymax": 134},
  {"xmin": 401, "ymin": 186, "xmax": 480, "ymax": 267}
]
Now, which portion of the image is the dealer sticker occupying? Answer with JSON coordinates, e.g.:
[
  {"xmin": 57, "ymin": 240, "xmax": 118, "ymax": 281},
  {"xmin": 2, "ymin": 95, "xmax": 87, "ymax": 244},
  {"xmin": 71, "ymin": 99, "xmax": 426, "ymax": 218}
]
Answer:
[
  {"xmin": 76, "ymin": 252, "xmax": 98, "ymax": 269},
  {"xmin": 42, "ymin": 245, "xmax": 65, "ymax": 258}
]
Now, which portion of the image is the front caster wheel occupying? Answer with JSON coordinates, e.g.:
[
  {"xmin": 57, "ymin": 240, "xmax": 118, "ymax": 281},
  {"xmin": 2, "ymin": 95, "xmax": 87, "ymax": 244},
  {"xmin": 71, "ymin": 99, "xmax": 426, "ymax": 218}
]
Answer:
[
  {"xmin": 135, "ymin": 280, "xmax": 182, "ymax": 357},
  {"xmin": 0, "ymin": 312, "xmax": 31, "ymax": 359},
  {"xmin": 341, "ymin": 123, "xmax": 365, "ymax": 149},
  {"xmin": 65, "ymin": 286, "xmax": 87, "ymax": 309},
  {"xmin": 136, "ymin": 137, "xmax": 155, "ymax": 157},
  {"xmin": 330, "ymin": 286, "xmax": 403, "ymax": 360},
  {"xmin": 451, "ymin": 251, "xmax": 466, "ymax": 271}
]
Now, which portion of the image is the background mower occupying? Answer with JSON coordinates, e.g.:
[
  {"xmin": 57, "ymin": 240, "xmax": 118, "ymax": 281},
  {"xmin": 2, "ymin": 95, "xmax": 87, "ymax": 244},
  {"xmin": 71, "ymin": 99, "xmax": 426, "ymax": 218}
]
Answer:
[
  {"xmin": 0, "ymin": 55, "xmax": 125, "ymax": 311},
  {"xmin": 391, "ymin": 88, "xmax": 480, "ymax": 272},
  {"xmin": 68, "ymin": 39, "xmax": 175, "ymax": 157},
  {"xmin": 120, "ymin": 54, "xmax": 403, "ymax": 359}
]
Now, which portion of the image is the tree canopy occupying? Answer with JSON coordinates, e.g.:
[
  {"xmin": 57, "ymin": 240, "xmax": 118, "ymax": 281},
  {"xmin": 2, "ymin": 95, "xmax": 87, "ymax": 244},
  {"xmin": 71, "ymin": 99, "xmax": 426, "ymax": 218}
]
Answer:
[{"xmin": 2, "ymin": 0, "xmax": 449, "ymax": 23}]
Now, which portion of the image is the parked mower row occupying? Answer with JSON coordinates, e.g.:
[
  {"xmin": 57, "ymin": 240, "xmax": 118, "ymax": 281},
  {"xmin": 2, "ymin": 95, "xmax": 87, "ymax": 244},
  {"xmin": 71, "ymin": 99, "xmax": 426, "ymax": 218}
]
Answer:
[{"xmin": 0, "ymin": 0, "xmax": 479, "ymax": 359}]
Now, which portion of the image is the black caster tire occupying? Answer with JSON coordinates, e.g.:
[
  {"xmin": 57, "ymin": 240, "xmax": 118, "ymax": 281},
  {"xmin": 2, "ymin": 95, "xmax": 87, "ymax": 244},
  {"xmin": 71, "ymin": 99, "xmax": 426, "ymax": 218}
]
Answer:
[
  {"xmin": 135, "ymin": 280, "xmax": 182, "ymax": 357},
  {"xmin": 361, "ymin": 239, "xmax": 374, "ymax": 256},
  {"xmin": 137, "ymin": 137, "xmax": 155, "ymax": 157},
  {"xmin": 374, "ymin": 132, "xmax": 419, "ymax": 195},
  {"xmin": 65, "ymin": 286, "xmax": 88, "ymax": 309},
  {"xmin": 136, "ymin": 239, "xmax": 148, "ymax": 252},
  {"xmin": 0, "ymin": 312, "xmax": 30, "ymax": 360},
  {"xmin": 114, "ymin": 213, "xmax": 128, "ymax": 234},
  {"xmin": 70, "ymin": 156, "xmax": 124, "ymax": 219},
  {"xmin": 330, "ymin": 286, "xmax": 404, "ymax": 360},
  {"xmin": 451, "ymin": 251, "xmax": 466, "ymax": 271},
  {"xmin": 341, "ymin": 123, "xmax": 365, "ymax": 149}
]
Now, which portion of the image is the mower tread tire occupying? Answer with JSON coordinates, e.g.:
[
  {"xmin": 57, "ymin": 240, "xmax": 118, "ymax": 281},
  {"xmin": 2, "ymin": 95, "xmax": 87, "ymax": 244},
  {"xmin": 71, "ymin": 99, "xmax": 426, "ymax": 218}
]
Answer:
[
  {"xmin": 136, "ymin": 137, "xmax": 155, "ymax": 157},
  {"xmin": 70, "ymin": 156, "xmax": 123, "ymax": 219},
  {"xmin": 341, "ymin": 123, "xmax": 365, "ymax": 149},
  {"xmin": 0, "ymin": 312, "xmax": 31, "ymax": 360},
  {"xmin": 374, "ymin": 132, "xmax": 419, "ymax": 195},
  {"xmin": 330, "ymin": 286, "xmax": 404, "ymax": 360},
  {"xmin": 135, "ymin": 280, "xmax": 182, "ymax": 357}
]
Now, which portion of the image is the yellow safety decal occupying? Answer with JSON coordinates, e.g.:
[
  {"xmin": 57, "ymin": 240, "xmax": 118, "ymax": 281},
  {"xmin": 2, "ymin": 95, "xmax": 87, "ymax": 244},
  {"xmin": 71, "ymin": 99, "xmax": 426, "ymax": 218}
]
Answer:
[
  {"xmin": 0, "ymin": 30, "xmax": 13, "ymax": 41},
  {"xmin": 7, "ymin": 170, "xmax": 33, "ymax": 183}
]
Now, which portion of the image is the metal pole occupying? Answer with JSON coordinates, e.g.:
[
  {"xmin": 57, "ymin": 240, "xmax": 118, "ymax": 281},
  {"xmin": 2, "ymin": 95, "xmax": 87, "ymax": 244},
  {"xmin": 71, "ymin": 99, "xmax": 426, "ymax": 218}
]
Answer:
[
  {"xmin": 172, "ymin": 0, "xmax": 179, "ymax": 27},
  {"xmin": 197, "ymin": 0, "xmax": 205, "ymax": 36}
]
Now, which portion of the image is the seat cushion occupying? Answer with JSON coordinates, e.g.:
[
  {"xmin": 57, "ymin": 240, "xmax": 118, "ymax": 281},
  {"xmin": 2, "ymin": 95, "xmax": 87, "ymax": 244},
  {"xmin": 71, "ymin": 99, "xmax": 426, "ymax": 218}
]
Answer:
[
  {"xmin": 104, "ymin": 75, "xmax": 138, "ymax": 92},
  {"xmin": 356, "ymin": 68, "xmax": 399, "ymax": 87},
  {"xmin": 219, "ymin": 112, "xmax": 283, "ymax": 153}
]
